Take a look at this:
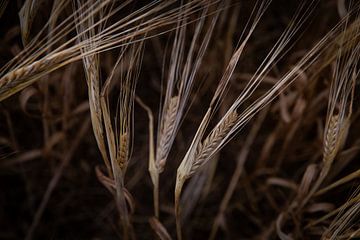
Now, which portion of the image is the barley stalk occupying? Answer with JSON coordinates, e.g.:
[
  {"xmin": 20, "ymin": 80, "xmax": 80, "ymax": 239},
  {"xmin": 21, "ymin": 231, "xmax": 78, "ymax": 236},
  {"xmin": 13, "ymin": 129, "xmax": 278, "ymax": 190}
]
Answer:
[{"xmin": 135, "ymin": 97, "xmax": 159, "ymax": 217}]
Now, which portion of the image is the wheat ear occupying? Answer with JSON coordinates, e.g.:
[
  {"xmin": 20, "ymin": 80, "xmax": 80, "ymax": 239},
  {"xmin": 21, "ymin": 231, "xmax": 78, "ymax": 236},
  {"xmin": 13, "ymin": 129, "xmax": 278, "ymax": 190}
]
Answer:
[
  {"xmin": 156, "ymin": 96, "xmax": 179, "ymax": 171},
  {"xmin": 189, "ymin": 110, "xmax": 238, "ymax": 177},
  {"xmin": 0, "ymin": 50, "xmax": 74, "ymax": 101}
]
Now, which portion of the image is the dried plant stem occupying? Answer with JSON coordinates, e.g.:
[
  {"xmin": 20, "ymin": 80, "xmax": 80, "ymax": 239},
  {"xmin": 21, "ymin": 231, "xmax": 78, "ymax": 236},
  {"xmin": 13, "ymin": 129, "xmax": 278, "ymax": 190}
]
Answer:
[
  {"xmin": 153, "ymin": 174, "xmax": 160, "ymax": 218},
  {"xmin": 115, "ymin": 172, "xmax": 134, "ymax": 240},
  {"xmin": 175, "ymin": 176, "xmax": 186, "ymax": 240},
  {"xmin": 135, "ymin": 97, "xmax": 159, "ymax": 217}
]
